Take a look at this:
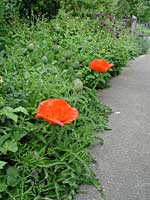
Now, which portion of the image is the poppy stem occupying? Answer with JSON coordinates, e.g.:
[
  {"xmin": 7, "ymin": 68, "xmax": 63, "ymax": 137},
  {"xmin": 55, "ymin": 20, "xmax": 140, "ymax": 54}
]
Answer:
[
  {"xmin": 93, "ymin": 73, "xmax": 101, "ymax": 89},
  {"xmin": 93, "ymin": 80, "xmax": 98, "ymax": 89}
]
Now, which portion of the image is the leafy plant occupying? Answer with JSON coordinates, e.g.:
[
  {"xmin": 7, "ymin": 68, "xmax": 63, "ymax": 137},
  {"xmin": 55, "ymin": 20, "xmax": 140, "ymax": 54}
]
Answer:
[{"xmin": 0, "ymin": 7, "xmax": 148, "ymax": 200}]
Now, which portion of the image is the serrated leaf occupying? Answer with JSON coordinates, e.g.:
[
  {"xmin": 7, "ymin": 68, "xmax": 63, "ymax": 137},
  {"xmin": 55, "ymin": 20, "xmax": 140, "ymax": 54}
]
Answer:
[
  {"xmin": 0, "ymin": 161, "xmax": 6, "ymax": 169},
  {"xmin": 13, "ymin": 106, "xmax": 28, "ymax": 115}
]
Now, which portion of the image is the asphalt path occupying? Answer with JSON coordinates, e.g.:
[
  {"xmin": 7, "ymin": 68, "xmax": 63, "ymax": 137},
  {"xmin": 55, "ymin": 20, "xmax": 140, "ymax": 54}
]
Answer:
[{"xmin": 75, "ymin": 54, "xmax": 150, "ymax": 200}]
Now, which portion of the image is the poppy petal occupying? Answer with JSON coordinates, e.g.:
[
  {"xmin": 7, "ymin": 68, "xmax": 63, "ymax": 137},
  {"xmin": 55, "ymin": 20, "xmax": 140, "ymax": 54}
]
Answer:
[
  {"xmin": 89, "ymin": 59, "xmax": 113, "ymax": 72},
  {"xmin": 35, "ymin": 99, "xmax": 78, "ymax": 126}
]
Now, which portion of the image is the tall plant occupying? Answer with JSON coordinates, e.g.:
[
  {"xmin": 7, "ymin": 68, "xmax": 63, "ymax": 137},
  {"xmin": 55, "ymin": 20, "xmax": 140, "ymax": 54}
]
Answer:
[
  {"xmin": 60, "ymin": 0, "xmax": 116, "ymax": 16},
  {"xmin": 115, "ymin": 0, "xmax": 150, "ymax": 22}
]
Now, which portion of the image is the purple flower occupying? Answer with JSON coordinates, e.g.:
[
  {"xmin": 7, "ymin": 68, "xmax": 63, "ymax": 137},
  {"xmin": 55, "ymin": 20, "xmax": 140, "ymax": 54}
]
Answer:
[
  {"xmin": 32, "ymin": 169, "xmax": 39, "ymax": 176},
  {"xmin": 123, "ymin": 15, "xmax": 130, "ymax": 20},
  {"xmin": 96, "ymin": 13, "xmax": 101, "ymax": 18},
  {"xmin": 116, "ymin": 32, "xmax": 120, "ymax": 39},
  {"xmin": 109, "ymin": 15, "xmax": 113, "ymax": 21}
]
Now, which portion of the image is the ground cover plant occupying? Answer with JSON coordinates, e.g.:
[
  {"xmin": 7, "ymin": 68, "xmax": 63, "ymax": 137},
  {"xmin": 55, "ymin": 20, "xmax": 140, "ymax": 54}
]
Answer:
[{"xmin": 0, "ymin": 8, "xmax": 149, "ymax": 200}]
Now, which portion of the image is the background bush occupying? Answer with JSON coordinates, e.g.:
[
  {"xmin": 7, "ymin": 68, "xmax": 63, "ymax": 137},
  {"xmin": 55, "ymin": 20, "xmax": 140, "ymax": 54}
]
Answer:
[
  {"xmin": 1, "ymin": 0, "xmax": 150, "ymax": 22},
  {"xmin": 115, "ymin": 0, "xmax": 150, "ymax": 22}
]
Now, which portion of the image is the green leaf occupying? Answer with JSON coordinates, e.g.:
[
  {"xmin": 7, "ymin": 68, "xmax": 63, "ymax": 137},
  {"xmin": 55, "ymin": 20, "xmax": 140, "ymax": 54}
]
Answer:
[
  {"xmin": 0, "ymin": 107, "xmax": 18, "ymax": 123},
  {"xmin": 13, "ymin": 106, "xmax": 28, "ymax": 115},
  {"xmin": 0, "ymin": 140, "xmax": 18, "ymax": 154},
  {"xmin": 12, "ymin": 131, "xmax": 28, "ymax": 142},
  {"xmin": 0, "ymin": 161, "xmax": 6, "ymax": 169},
  {"xmin": 0, "ymin": 106, "xmax": 28, "ymax": 123},
  {"xmin": 6, "ymin": 167, "xmax": 19, "ymax": 187},
  {"xmin": 0, "ymin": 183, "xmax": 7, "ymax": 193},
  {"xmin": 0, "ymin": 134, "xmax": 11, "ymax": 146}
]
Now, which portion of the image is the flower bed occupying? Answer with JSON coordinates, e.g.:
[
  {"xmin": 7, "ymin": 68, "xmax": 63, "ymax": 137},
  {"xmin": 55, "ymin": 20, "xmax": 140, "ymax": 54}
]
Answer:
[{"xmin": 0, "ymin": 10, "xmax": 149, "ymax": 199}]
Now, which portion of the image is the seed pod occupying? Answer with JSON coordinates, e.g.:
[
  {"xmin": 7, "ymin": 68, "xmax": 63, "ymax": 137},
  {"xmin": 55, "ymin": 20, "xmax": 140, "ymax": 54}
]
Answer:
[
  {"xmin": 41, "ymin": 56, "xmax": 48, "ymax": 64},
  {"xmin": 73, "ymin": 79, "xmax": 83, "ymax": 92},
  {"xmin": 27, "ymin": 43, "xmax": 34, "ymax": 52},
  {"xmin": 76, "ymin": 71, "xmax": 82, "ymax": 78}
]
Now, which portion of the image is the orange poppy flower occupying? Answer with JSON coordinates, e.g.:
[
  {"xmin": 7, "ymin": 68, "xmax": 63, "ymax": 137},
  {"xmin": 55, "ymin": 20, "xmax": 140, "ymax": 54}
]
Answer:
[
  {"xmin": 89, "ymin": 59, "xmax": 113, "ymax": 72},
  {"xmin": 35, "ymin": 99, "xmax": 78, "ymax": 126}
]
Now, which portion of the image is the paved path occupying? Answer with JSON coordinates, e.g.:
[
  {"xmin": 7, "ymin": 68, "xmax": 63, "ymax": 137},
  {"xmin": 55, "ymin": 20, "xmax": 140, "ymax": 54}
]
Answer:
[{"xmin": 75, "ymin": 54, "xmax": 150, "ymax": 200}]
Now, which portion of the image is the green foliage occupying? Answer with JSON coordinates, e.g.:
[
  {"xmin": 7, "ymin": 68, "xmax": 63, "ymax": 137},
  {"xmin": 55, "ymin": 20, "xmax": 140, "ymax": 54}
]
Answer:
[
  {"xmin": 18, "ymin": 0, "xmax": 60, "ymax": 19},
  {"xmin": 0, "ymin": 1, "xmax": 16, "ymax": 52},
  {"xmin": 0, "ymin": 11, "xmax": 112, "ymax": 199},
  {"xmin": 0, "ymin": 161, "xmax": 6, "ymax": 169},
  {"xmin": 0, "ymin": 0, "xmax": 19, "ymax": 23},
  {"xmin": 115, "ymin": 0, "xmax": 150, "ymax": 22},
  {"xmin": 60, "ymin": 0, "xmax": 116, "ymax": 16},
  {"xmin": 136, "ymin": 24, "xmax": 150, "ymax": 36},
  {"xmin": 0, "ymin": 0, "xmax": 60, "ymax": 22},
  {"xmin": 136, "ymin": 37, "xmax": 150, "ymax": 55},
  {"xmin": 0, "ymin": 7, "xmax": 148, "ymax": 200},
  {"xmin": 0, "ymin": 2, "xmax": 7, "ymax": 51}
]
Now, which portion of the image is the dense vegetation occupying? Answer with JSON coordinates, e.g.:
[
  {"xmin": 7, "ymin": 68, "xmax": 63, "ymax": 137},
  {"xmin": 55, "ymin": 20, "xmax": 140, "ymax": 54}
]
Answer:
[
  {"xmin": 1, "ymin": 0, "xmax": 150, "ymax": 21},
  {"xmin": 116, "ymin": 0, "xmax": 150, "ymax": 22},
  {"xmin": 0, "ymin": 1, "xmax": 149, "ymax": 199}
]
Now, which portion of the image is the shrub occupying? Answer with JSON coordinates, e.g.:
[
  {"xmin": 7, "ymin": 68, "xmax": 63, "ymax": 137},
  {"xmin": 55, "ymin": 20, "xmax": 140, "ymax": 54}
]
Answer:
[
  {"xmin": 115, "ymin": 0, "xmax": 150, "ymax": 22},
  {"xmin": 19, "ymin": 0, "xmax": 60, "ymax": 19},
  {"xmin": 60, "ymin": 0, "xmax": 116, "ymax": 16}
]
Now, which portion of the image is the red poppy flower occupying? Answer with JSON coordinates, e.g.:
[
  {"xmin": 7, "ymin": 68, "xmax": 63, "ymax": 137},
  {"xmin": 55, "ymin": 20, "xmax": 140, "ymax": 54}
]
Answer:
[
  {"xmin": 35, "ymin": 99, "xmax": 78, "ymax": 126},
  {"xmin": 89, "ymin": 59, "xmax": 113, "ymax": 72}
]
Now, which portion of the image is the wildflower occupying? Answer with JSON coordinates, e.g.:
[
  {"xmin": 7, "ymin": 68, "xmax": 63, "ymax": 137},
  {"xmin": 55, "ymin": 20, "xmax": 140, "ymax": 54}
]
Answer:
[
  {"xmin": 35, "ymin": 99, "xmax": 78, "ymax": 126},
  {"xmin": 89, "ymin": 59, "xmax": 113, "ymax": 72}
]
